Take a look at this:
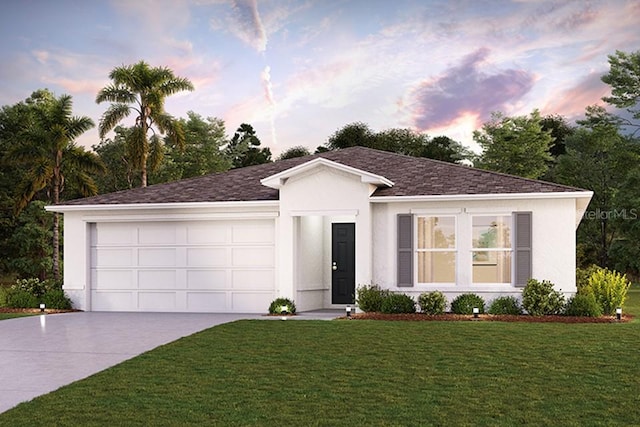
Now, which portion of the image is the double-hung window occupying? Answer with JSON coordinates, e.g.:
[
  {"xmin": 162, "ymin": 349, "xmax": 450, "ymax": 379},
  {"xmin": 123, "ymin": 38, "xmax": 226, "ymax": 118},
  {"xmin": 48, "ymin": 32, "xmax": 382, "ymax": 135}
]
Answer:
[
  {"xmin": 471, "ymin": 215, "xmax": 512, "ymax": 283},
  {"xmin": 416, "ymin": 216, "xmax": 456, "ymax": 283}
]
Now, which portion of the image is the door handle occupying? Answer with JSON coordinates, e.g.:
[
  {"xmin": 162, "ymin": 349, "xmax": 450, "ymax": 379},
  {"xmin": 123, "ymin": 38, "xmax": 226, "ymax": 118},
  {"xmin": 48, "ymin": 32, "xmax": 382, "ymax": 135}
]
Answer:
[{"xmin": 332, "ymin": 261, "xmax": 338, "ymax": 271}]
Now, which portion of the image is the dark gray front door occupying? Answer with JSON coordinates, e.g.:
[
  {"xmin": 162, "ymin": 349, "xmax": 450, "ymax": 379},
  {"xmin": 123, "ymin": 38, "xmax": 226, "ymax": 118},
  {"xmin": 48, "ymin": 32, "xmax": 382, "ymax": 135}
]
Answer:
[{"xmin": 331, "ymin": 223, "xmax": 355, "ymax": 304}]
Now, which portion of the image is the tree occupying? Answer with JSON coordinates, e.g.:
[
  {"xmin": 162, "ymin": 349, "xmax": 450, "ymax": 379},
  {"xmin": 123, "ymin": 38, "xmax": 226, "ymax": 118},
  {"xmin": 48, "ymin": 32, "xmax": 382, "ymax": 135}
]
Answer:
[
  {"xmin": 540, "ymin": 114, "xmax": 574, "ymax": 158},
  {"xmin": 601, "ymin": 50, "xmax": 640, "ymax": 129},
  {"xmin": 225, "ymin": 123, "xmax": 272, "ymax": 168},
  {"xmin": 553, "ymin": 106, "xmax": 639, "ymax": 268},
  {"xmin": 152, "ymin": 112, "xmax": 231, "ymax": 183},
  {"xmin": 96, "ymin": 61, "xmax": 194, "ymax": 187},
  {"xmin": 277, "ymin": 145, "xmax": 311, "ymax": 160},
  {"xmin": 7, "ymin": 90, "xmax": 104, "ymax": 281},
  {"xmin": 93, "ymin": 126, "xmax": 138, "ymax": 192},
  {"xmin": 321, "ymin": 122, "xmax": 471, "ymax": 163},
  {"xmin": 474, "ymin": 110, "xmax": 553, "ymax": 179}
]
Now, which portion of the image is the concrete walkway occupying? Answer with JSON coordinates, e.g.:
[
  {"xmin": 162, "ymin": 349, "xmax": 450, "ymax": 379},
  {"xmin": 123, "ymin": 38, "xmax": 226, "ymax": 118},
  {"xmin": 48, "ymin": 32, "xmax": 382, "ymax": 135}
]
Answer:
[{"xmin": 0, "ymin": 310, "xmax": 341, "ymax": 414}]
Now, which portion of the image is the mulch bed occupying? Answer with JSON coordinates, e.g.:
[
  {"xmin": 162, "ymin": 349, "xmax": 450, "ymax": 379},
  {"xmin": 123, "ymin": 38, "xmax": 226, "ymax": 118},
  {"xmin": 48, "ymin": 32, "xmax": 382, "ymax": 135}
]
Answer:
[{"xmin": 342, "ymin": 312, "xmax": 632, "ymax": 323}]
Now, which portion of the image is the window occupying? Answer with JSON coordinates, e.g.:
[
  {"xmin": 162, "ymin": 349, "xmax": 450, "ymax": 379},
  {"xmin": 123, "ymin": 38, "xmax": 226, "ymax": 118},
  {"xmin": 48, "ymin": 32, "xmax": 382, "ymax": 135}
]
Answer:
[
  {"xmin": 416, "ymin": 216, "xmax": 456, "ymax": 283},
  {"xmin": 472, "ymin": 215, "xmax": 511, "ymax": 283}
]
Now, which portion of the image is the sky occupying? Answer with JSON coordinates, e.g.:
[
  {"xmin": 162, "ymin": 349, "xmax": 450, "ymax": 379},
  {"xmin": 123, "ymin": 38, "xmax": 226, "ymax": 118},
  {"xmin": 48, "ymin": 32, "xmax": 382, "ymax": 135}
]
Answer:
[{"xmin": 0, "ymin": 0, "xmax": 638, "ymax": 155}]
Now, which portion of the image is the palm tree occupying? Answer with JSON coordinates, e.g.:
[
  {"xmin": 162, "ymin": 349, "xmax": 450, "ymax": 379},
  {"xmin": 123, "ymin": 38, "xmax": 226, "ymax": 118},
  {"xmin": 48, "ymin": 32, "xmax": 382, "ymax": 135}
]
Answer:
[
  {"xmin": 8, "ymin": 90, "xmax": 105, "ymax": 281},
  {"xmin": 96, "ymin": 61, "xmax": 194, "ymax": 187}
]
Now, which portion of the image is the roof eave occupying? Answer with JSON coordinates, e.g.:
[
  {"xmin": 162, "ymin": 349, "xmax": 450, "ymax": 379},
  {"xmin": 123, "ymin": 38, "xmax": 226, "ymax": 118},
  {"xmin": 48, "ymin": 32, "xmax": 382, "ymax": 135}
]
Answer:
[
  {"xmin": 45, "ymin": 200, "xmax": 280, "ymax": 213},
  {"xmin": 369, "ymin": 191, "xmax": 593, "ymax": 203}
]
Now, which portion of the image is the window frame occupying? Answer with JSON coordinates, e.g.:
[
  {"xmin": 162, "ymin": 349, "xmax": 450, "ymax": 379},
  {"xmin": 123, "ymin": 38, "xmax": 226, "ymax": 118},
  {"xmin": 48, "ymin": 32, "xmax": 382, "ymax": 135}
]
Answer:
[
  {"xmin": 470, "ymin": 214, "xmax": 513, "ymax": 285},
  {"xmin": 414, "ymin": 214, "xmax": 457, "ymax": 285}
]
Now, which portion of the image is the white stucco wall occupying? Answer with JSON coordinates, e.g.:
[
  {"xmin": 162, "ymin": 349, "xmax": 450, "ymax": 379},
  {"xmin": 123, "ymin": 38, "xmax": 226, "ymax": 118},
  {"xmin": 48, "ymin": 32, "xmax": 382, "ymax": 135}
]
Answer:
[{"xmin": 371, "ymin": 197, "xmax": 580, "ymax": 305}]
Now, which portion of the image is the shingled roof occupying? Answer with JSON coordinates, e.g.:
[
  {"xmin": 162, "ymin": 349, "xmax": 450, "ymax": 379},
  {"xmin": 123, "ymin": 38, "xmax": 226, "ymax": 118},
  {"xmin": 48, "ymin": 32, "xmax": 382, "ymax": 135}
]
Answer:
[{"xmin": 62, "ymin": 146, "xmax": 585, "ymax": 206}]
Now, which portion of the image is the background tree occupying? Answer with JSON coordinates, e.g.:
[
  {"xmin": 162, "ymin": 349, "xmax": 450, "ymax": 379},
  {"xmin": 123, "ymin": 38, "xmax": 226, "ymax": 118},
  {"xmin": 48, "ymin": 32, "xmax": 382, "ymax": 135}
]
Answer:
[
  {"xmin": 93, "ymin": 126, "xmax": 139, "ymax": 192},
  {"xmin": 601, "ymin": 49, "xmax": 640, "ymax": 133},
  {"xmin": 152, "ymin": 112, "xmax": 231, "ymax": 183},
  {"xmin": 321, "ymin": 122, "xmax": 470, "ymax": 163},
  {"xmin": 277, "ymin": 145, "xmax": 311, "ymax": 160},
  {"xmin": 96, "ymin": 61, "xmax": 194, "ymax": 187},
  {"xmin": 474, "ymin": 110, "xmax": 553, "ymax": 179},
  {"xmin": 553, "ymin": 106, "xmax": 639, "ymax": 269},
  {"xmin": 225, "ymin": 123, "xmax": 272, "ymax": 168},
  {"xmin": 7, "ymin": 90, "xmax": 104, "ymax": 281}
]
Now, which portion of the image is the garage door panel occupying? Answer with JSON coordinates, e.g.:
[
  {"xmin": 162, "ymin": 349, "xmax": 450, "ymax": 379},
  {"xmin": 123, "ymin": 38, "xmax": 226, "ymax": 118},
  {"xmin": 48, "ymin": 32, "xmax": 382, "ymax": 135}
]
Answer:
[
  {"xmin": 93, "ymin": 270, "xmax": 134, "ymax": 289},
  {"xmin": 91, "ymin": 291, "xmax": 135, "ymax": 311},
  {"xmin": 186, "ymin": 248, "xmax": 227, "ymax": 267},
  {"xmin": 91, "ymin": 220, "xmax": 275, "ymax": 313},
  {"xmin": 187, "ymin": 225, "xmax": 227, "ymax": 244},
  {"xmin": 232, "ymin": 225, "xmax": 274, "ymax": 243},
  {"xmin": 187, "ymin": 270, "xmax": 227, "ymax": 289},
  {"xmin": 92, "ymin": 248, "xmax": 133, "ymax": 267},
  {"xmin": 138, "ymin": 270, "xmax": 178, "ymax": 289},
  {"xmin": 232, "ymin": 270, "xmax": 274, "ymax": 289},
  {"xmin": 232, "ymin": 248, "xmax": 274, "ymax": 267},
  {"xmin": 139, "ymin": 292, "xmax": 177, "ymax": 311},
  {"xmin": 138, "ymin": 248, "xmax": 177, "ymax": 267},
  {"xmin": 187, "ymin": 292, "xmax": 227, "ymax": 311},
  {"xmin": 138, "ymin": 224, "xmax": 177, "ymax": 245},
  {"xmin": 231, "ymin": 292, "xmax": 273, "ymax": 312}
]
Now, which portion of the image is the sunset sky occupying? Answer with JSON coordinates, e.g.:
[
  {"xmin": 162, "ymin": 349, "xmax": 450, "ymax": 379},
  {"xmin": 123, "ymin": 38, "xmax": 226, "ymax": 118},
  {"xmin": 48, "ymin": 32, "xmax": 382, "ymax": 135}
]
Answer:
[{"xmin": 1, "ymin": 0, "xmax": 638, "ymax": 155}]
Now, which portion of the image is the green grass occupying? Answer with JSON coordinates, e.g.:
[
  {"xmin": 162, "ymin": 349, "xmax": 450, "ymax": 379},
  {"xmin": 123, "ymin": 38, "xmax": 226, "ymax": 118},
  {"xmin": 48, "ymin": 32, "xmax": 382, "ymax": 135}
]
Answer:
[
  {"xmin": 0, "ymin": 313, "xmax": 37, "ymax": 321},
  {"xmin": 1, "ymin": 319, "xmax": 640, "ymax": 426}
]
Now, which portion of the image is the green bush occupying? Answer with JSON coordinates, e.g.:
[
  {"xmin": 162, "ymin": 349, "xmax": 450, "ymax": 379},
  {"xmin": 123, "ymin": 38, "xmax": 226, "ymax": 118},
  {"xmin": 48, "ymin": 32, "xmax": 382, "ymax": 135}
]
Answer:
[
  {"xmin": 565, "ymin": 292, "xmax": 602, "ymax": 317},
  {"xmin": 522, "ymin": 279, "xmax": 565, "ymax": 316},
  {"xmin": 488, "ymin": 296, "xmax": 522, "ymax": 315},
  {"xmin": 584, "ymin": 268, "xmax": 630, "ymax": 315},
  {"xmin": 418, "ymin": 291, "xmax": 447, "ymax": 315},
  {"xmin": 42, "ymin": 289, "xmax": 73, "ymax": 310},
  {"xmin": 356, "ymin": 284, "xmax": 390, "ymax": 312},
  {"xmin": 0, "ymin": 287, "xmax": 9, "ymax": 307},
  {"xmin": 11, "ymin": 278, "xmax": 52, "ymax": 298},
  {"xmin": 576, "ymin": 264, "xmax": 601, "ymax": 292},
  {"xmin": 380, "ymin": 293, "xmax": 416, "ymax": 314},
  {"xmin": 6, "ymin": 289, "xmax": 38, "ymax": 309},
  {"xmin": 268, "ymin": 297, "xmax": 296, "ymax": 315},
  {"xmin": 450, "ymin": 293, "xmax": 485, "ymax": 315}
]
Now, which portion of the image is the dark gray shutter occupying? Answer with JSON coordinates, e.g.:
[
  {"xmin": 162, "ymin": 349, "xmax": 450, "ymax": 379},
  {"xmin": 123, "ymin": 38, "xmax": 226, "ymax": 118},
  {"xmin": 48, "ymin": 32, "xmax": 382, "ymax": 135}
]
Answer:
[
  {"xmin": 513, "ymin": 211, "xmax": 532, "ymax": 287},
  {"xmin": 397, "ymin": 214, "xmax": 414, "ymax": 287}
]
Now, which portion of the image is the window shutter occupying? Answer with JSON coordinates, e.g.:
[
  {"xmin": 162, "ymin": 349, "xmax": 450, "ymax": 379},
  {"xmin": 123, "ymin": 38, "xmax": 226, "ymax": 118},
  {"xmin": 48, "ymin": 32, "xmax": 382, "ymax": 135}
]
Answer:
[
  {"xmin": 513, "ymin": 211, "xmax": 532, "ymax": 287},
  {"xmin": 397, "ymin": 214, "xmax": 414, "ymax": 287}
]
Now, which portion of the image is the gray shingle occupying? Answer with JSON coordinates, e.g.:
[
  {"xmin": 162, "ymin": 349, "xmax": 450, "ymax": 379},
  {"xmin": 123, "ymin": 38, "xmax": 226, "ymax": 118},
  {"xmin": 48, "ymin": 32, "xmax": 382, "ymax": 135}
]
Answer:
[{"xmin": 62, "ymin": 146, "xmax": 584, "ymax": 206}]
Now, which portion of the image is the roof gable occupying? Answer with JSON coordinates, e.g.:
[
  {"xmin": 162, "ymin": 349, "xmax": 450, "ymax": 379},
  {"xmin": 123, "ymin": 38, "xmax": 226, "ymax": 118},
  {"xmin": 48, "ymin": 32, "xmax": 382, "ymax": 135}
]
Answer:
[
  {"xmin": 60, "ymin": 146, "xmax": 588, "ymax": 206},
  {"xmin": 260, "ymin": 157, "xmax": 394, "ymax": 190}
]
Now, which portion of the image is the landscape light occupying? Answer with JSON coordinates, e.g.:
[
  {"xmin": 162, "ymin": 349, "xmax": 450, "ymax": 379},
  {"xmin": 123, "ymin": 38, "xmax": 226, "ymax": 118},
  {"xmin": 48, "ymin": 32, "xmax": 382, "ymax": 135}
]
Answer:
[
  {"xmin": 616, "ymin": 307, "xmax": 622, "ymax": 321},
  {"xmin": 346, "ymin": 305, "xmax": 352, "ymax": 319},
  {"xmin": 39, "ymin": 303, "xmax": 45, "ymax": 313},
  {"xmin": 280, "ymin": 305, "xmax": 288, "ymax": 315},
  {"xmin": 472, "ymin": 307, "xmax": 479, "ymax": 319}
]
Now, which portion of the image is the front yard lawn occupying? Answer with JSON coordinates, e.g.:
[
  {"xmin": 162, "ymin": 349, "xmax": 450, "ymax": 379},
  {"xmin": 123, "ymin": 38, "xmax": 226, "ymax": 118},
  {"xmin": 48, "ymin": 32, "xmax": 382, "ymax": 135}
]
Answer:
[{"xmin": 1, "ymin": 317, "xmax": 639, "ymax": 426}]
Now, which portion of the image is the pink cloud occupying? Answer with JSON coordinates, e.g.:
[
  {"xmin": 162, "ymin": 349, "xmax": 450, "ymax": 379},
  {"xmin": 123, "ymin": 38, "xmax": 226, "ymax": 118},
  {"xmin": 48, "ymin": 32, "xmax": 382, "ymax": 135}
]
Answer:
[
  {"xmin": 405, "ymin": 48, "xmax": 535, "ymax": 131},
  {"xmin": 542, "ymin": 72, "xmax": 610, "ymax": 119}
]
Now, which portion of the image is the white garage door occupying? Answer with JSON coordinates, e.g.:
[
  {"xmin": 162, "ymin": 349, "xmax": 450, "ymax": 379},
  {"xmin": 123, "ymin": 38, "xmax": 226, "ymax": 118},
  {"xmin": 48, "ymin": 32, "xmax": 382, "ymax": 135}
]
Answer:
[{"xmin": 90, "ymin": 220, "xmax": 275, "ymax": 313}]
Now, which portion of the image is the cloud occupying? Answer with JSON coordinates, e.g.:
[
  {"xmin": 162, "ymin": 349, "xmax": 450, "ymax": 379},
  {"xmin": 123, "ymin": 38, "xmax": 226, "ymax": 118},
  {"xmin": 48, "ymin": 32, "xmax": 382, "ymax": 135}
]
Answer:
[
  {"xmin": 543, "ymin": 71, "xmax": 610, "ymax": 119},
  {"xmin": 229, "ymin": 0, "xmax": 267, "ymax": 52},
  {"xmin": 404, "ymin": 48, "xmax": 536, "ymax": 131}
]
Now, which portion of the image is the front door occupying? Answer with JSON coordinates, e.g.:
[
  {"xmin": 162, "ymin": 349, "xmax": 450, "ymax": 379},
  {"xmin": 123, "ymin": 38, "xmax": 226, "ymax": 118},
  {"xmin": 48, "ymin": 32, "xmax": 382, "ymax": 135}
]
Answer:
[{"xmin": 331, "ymin": 223, "xmax": 355, "ymax": 304}]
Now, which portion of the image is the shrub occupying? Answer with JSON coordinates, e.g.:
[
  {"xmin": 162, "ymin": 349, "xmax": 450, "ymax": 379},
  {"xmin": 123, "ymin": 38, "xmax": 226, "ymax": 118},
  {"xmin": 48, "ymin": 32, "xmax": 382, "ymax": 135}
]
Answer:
[
  {"xmin": 268, "ymin": 297, "xmax": 296, "ymax": 315},
  {"xmin": 418, "ymin": 291, "xmax": 447, "ymax": 315},
  {"xmin": 450, "ymin": 293, "xmax": 485, "ymax": 315},
  {"xmin": 584, "ymin": 268, "xmax": 631, "ymax": 315},
  {"xmin": 42, "ymin": 289, "xmax": 73, "ymax": 310},
  {"xmin": 488, "ymin": 296, "xmax": 522, "ymax": 315},
  {"xmin": 522, "ymin": 279, "xmax": 565, "ymax": 316},
  {"xmin": 380, "ymin": 293, "xmax": 416, "ymax": 314},
  {"xmin": 576, "ymin": 264, "xmax": 601, "ymax": 293},
  {"xmin": 0, "ymin": 287, "xmax": 9, "ymax": 307},
  {"xmin": 356, "ymin": 284, "xmax": 390, "ymax": 312},
  {"xmin": 565, "ymin": 292, "xmax": 602, "ymax": 317},
  {"xmin": 6, "ymin": 289, "xmax": 38, "ymax": 309},
  {"xmin": 11, "ymin": 278, "xmax": 51, "ymax": 298}
]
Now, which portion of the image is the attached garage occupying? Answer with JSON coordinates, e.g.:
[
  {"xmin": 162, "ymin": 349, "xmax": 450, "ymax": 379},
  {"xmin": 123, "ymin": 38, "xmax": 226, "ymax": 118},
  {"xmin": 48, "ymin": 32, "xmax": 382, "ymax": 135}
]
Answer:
[{"xmin": 89, "ymin": 219, "xmax": 275, "ymax": 313}]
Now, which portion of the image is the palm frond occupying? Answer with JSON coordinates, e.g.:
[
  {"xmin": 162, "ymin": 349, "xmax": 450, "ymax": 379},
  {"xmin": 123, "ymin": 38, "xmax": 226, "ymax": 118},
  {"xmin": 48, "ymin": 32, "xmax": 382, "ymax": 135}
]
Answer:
[
  {"xmin": 148, "ymin": 134, "xmax": 165, "ymax": 172},
  {"xmin": 96, "ymin": 85, "xmax": 137, "ymax": 104},
  {"xmin": 125, "ymin": 126, "xmax": 148, "ymax": 170},
  {"xmin": 99, "ymin": 104, "xmax": 131, "ymax": 138}
]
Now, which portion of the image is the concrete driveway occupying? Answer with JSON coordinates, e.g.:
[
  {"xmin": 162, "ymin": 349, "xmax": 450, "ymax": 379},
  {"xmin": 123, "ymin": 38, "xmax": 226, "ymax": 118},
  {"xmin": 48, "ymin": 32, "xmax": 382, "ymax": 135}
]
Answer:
[{"xmin": 0, "ymin": 312, "xmax": 261, "ymax": 414}]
